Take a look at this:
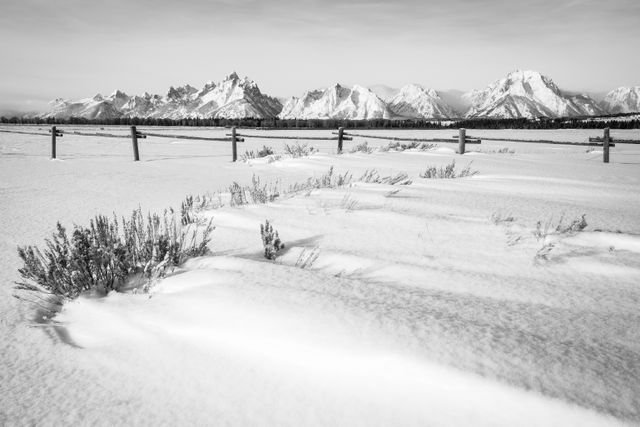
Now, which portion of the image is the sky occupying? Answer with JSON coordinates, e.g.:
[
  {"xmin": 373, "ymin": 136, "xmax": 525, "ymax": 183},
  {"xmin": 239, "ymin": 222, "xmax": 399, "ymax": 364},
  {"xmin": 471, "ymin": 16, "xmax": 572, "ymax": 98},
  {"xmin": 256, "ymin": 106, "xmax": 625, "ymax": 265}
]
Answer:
[{"xmin": 0, "ymin": 0, "xmax": 639, "ymax": 114}]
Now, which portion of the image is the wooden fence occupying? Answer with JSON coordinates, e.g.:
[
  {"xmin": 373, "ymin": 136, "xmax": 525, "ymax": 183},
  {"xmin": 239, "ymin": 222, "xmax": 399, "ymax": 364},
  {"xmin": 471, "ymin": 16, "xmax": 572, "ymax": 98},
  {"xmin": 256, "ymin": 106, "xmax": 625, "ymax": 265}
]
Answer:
[{"xmin": 0, "ymin": 126, "xmax": 628, "ymax": 164}]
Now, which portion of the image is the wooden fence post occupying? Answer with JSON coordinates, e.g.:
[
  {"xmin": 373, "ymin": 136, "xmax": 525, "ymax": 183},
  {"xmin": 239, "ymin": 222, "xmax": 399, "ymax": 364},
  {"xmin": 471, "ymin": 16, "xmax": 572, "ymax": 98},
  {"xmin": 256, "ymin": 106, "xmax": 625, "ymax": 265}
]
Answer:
[
  {"xmin": 231, "ymin": 126, "xmax": 238, "ymax": 162},
  {"xmin": 130, "ymin": 126, "xmax": 140, "ymax": 161},
  {"xmin": 337, "ymin": 127, "xmax": 344, "ymax": 153},
  {"xmin": 458, "ymin": 128, "xmax": 466, "ymax": 154},
  {"xmin": 51, "ymin": 126, "xmax": 57, "ymax": 159},
  {"xmin": 603, "ymin": 127, "xmax": 610, "ymax": 163}
]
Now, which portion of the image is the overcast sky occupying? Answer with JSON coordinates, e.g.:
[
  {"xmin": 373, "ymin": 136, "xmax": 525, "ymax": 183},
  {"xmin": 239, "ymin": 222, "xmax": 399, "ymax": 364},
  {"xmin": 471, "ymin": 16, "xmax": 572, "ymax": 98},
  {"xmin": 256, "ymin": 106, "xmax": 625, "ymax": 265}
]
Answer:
[{"xmin": 1, "ymin": 0, "xmax": 638, "ymax": 113}]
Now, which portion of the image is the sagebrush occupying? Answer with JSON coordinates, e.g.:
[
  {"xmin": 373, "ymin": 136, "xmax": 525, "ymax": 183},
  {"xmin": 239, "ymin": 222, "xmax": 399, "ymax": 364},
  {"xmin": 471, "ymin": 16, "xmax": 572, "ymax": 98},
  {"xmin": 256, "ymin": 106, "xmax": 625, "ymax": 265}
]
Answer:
[
  {"xmin": 420, "ymin": 160, "xmax": 478, "ymax": 179},
  {"xmin": 287, "ymin": 166, "xmax": 353, "ymax": 193},
  {"xmin": 533, "ymin": 214, "xmax": 588, "ymax": 260},
  {"xmin": 284, "ymin": 142, "xmax": 317, "ymax": 158},
  {"xmin": 260, "ymin": 220, "xmax": 285, "ymax": 260},
  {"xmin": 359, "ymin": 169, "xmax": 412, "ymax": 185},
  {"xmin": 380, "ymin": 141, "xmax": 437, "ymax": 152},
  {"xmin": 240, "ymin": 145, "xmax": 277, "ymax": 161},
  {"xmin": 15, "ymin": 209, "xmax": 213, "ymax": 300},
  {"xmin": 350, "ymin": 141, "xmax": 374, "ymax": 154},
  {"xmin": 229, "ymin": 175, "xmax": 281, "ymax": 207}
]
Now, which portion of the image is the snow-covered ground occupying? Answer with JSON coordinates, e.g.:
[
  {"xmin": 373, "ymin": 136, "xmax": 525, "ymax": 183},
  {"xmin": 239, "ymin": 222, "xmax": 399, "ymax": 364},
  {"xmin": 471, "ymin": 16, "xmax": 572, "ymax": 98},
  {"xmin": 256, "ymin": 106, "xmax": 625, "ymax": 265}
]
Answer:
[{"xmin": 1, "ymin": 127, "xmax": 639, "ymax": 426}]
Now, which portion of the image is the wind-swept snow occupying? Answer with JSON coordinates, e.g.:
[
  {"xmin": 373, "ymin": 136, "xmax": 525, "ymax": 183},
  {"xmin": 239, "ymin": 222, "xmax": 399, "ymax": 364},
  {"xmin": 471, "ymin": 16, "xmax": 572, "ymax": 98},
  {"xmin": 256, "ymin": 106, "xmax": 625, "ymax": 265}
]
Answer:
[{"xmin": 1, "ymin": 127, "xmax": 640, "ymax": 426}]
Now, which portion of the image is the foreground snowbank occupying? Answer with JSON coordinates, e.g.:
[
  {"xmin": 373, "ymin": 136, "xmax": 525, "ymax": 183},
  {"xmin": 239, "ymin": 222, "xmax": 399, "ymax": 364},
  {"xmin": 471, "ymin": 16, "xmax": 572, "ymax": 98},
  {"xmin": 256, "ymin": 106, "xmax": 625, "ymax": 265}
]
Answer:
[{"xmin": 2, "ymin": 128, "xmax": 640, "ymax": 425}]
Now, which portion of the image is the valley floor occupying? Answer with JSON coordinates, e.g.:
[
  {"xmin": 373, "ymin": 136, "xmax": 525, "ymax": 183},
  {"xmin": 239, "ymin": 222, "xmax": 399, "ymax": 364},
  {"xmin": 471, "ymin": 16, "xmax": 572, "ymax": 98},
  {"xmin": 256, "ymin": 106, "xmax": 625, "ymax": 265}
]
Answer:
[{"xmin": 1, "ymin": 127, "xmax": 639, "ymax": 426}]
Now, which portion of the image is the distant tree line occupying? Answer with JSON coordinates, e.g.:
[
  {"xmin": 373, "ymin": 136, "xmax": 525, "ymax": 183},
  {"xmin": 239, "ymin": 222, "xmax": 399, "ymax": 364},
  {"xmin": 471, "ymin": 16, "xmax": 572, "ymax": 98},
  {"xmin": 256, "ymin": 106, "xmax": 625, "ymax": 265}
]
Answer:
[{"xmin": 1, "ymin": 115, "xmax": 638, "ymax": 129}]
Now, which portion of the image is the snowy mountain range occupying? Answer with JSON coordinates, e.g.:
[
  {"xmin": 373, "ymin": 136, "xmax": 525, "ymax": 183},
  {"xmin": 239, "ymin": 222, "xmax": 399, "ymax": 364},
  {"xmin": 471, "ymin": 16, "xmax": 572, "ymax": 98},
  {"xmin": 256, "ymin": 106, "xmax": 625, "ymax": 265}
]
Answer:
[
  {"xmin": 601, "ymin": 86, "xmax": 640, "ymax": 114},
  {"xmin": 46, "ymin": 72, "xmax": 282, "ymax": 120},
  {"xmin": 43, "ymin": 70, "xmax": 639, "ymax": 120}
]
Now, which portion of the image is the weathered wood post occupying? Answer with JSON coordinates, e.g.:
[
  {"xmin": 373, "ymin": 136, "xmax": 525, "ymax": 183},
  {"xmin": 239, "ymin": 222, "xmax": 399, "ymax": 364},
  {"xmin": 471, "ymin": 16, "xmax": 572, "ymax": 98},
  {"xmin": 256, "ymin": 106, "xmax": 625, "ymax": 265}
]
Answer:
[
  {"xmin": 337, "ymin": 127, "xmax": 344, "ymax": 153},
  {"xmin": 51, "ymin": 126, "xmax": 57, "ymax": 159},
  {"xmin": 231, "ymin": 126, "xmax": 238, "ymax": 162},
  {"xmin": 458, "ymin": 128, "xmax": 466, "ymax": 154},
  {"xmin": 603, "ymin": 127, "xmax": 610, "ymax": 164},
  {"xmin": 130, "ymin": 126, "xmax": 140, "ymax": 162}
]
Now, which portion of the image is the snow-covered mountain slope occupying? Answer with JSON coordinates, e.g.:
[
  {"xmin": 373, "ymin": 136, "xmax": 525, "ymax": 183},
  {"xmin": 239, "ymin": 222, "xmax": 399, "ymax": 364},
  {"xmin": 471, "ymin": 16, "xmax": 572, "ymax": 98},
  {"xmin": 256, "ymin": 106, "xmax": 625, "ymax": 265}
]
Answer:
[
  {"xmin": 279, "ymin": 84, "xmax": 392, "ymax": 120},
  {"xmin": 388, "ymin": 84, "xmax": 458, "ymax": 119},
  {"xmin": 47, "ymin": 94, "xmax": 123, "ymax": 120},
  {"xmin": 43, "ymin": 73, "xmax": 283, "ymax": 120},
  {"xmin": 463, "ymin": 70, "xmax": 604, "ymax": 119},
  {"xmin": 140, "ymin": 84, "xmax": 199, "ymax": 120},
  {"xmin": 121, "ymin": 92, "xmax": 165, "ymax": 118},
  {"xmin": 601, "ymin": 87, "xmax": 640, "ymax": 114},
  {"xmin": 107, "ymin": 90, "xmax": 130, "ymax": 110},
  {"xmin": 368, "ymin": 84, "xmax": 399, "ymax": 102},
  {"xmin": 193, "ymin": 72, "xmax": 282, "ymax": 119}
]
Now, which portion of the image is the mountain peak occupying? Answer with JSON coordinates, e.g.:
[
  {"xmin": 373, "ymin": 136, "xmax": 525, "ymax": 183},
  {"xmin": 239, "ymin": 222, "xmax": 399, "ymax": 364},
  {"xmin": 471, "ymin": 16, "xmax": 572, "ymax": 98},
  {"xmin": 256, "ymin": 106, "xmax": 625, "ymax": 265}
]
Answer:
[
  {"xmin": 399, "ymin": 84, "xmax": 438, "ymax": 98},
  {"xmin": 280, "ymin": 84, "xmax": 391, "ymax": 120},
  {"xmin": 506, "ymin": 69, "xmax": 543, "ymax": 79},
  {"xmin": 602, "ymin": 86, "xmax": 640, "ymax": 114},
  {"xmin": 464, "ymin": 70, "xmax": 602, "ymax": 118},
  {"xmin": 390, "ymin": 84, "xmax": 456, "ymax": 119},
  {"xmin": 110, "ymin": 90, "xmax": 128, "ymax": 99}
]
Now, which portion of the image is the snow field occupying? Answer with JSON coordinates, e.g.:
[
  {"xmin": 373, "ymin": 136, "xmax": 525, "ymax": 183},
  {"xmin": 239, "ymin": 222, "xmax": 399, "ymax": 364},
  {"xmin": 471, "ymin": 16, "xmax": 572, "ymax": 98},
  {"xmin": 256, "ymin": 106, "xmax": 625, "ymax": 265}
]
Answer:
[{"xmin": 1, "ymin": 127, "xmax": 640, "ymax": 425}]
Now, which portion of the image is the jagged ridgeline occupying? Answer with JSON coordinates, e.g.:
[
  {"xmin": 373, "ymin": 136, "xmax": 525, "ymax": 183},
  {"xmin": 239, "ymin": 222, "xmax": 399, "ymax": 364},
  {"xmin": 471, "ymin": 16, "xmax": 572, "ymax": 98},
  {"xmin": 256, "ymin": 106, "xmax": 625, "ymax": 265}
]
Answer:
[{"xmin": 35, "ymin": 70, "xmax": 640, "ymax": 121}]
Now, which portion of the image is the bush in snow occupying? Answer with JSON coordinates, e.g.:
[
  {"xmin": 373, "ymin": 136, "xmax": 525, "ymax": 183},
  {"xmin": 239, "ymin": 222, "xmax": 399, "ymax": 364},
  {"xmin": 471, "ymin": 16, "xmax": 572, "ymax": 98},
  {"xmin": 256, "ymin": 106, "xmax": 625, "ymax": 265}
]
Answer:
[
  {"xmin": 240, "ymin": 145, "xmax": 277, "ymax": 162},
  {"xmin": 287, "ymin": 166, "xmax": 352, "ymax": 193},
  {"xmin": 15, "ymin": 209, "xmax": 214, "ymax": 300},
  {"xmin": 229, "ymin": 175, "xmax": 280, "ymax": 207},
  {"xmin": 380, "ymin": 141, "xmax": 437, "ymax": 152},
  {"xmin": 181, "ymin": 192, "xmax": 225, "ymax": 214},
  {"xmin": 260, "ymin": 220, "xmax": 285, "ymax": 260},
  {"xmin": 228, "ymin": 182, "xmax": 248, "ymax": 207},
  {"xmin": 420, "ymin": 160, "xmax": 478, "ymax": 179},
  {"xmin": 533, "ymin": 214, "xmax": 587, "ymax": 261},
  {"xmin": 284, "ymin": 142, "xmax": 317, "ymax": 158},
  {"xmin": 349, "ymin": 141, "xmax": 374, "ymax": 154},
  {"xmin": 184, "ymin": 167, "xmax": 349, "ymax": 218},
  {"xmin": 181, "ymin": 195, "xmax": 197, "ymax": 225},
  {"xmin": 295, "ymin": 246, "xmax": 320, "ymax": 269},
  {"xmin": 359, "ymin": 169, "xmax": 412, "ymax": 185}
]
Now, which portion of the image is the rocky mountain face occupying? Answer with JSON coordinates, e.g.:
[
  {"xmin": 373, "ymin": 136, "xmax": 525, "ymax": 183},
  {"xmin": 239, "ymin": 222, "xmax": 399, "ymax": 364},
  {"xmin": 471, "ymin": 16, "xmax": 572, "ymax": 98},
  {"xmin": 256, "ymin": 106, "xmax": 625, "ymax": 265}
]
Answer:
[
  {"xmin": 601, "ymin": 87, "xmax": 640, "ymax": 114},
  {"xmin": 278, "ymin": 84, "xmax": 393, "ymax": 120},
  {"xmin": 388, "ymin": 84, "xmax": 458, "ymax": 119},
  {"xmin": 47, "ymin": 94, "xmax": 122, "ymax": 120},
  {"xmin": 463, "ymin": 70, "xmax": 604, "ymax": 119},
  {"xmin": 44, "ymin": 73, "xmax": 283, "ymax": 120}
]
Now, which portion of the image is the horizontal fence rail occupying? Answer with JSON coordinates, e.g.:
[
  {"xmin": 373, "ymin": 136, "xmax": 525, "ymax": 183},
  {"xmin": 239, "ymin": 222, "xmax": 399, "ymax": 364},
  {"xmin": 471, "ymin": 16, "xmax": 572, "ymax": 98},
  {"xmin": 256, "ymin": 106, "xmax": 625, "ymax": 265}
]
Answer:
[
  {"xmin": 144, "ymin": 132, "xmax": 244, "ymax": 142},
  {"xmin": 0, "ymin": 128, "xmax": 51, "ymax": 136},
  {"xmin": 463, "ymin": 135, "xmax": 615, "ymax": 147},
  {"xmin": 0, "ymin": 126, "xmax": 620, "ymax": 163},
  {"xmin": 65, "ymin": 130, "xmax": 133, "ymax": 139},
  {"xmin": 338, "ymin": 131, "xmax": 481, "ymax": 145},
  {"xmin": 231, "ymin": 133, "xmax": 352, "ymax": 141},
  {"xmin": 588, "ymin": 136, "xmax": 640, "ymax": 144}
]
